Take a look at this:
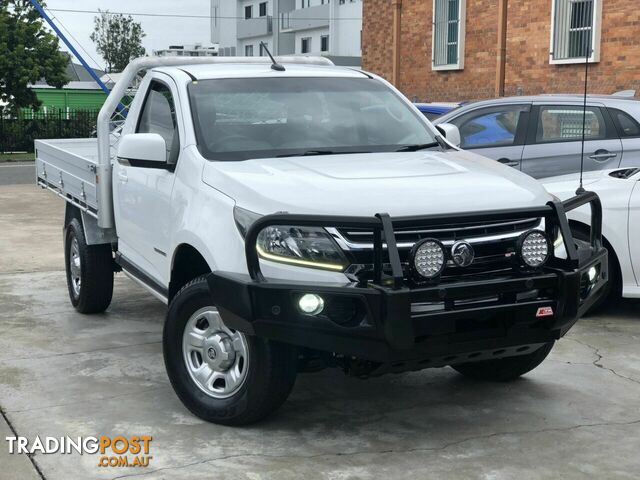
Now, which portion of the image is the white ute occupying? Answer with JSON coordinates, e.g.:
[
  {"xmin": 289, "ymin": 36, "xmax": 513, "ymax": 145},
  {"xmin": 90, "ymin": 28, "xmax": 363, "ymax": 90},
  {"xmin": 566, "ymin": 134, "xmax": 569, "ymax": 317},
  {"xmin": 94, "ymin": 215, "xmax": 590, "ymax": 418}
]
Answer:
[{"xmin": 36, "ymin": 57, "xmax": 608, "ymax": 425}]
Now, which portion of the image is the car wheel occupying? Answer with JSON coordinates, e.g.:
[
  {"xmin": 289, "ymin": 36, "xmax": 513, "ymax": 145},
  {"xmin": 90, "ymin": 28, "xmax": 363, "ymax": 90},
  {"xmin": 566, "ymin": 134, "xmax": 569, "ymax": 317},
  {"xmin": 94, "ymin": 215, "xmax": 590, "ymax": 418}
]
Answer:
[
  {"xmin": 452, "ymin": 342, "xmax": 555, "ymax": 382},
  {"xmin": 163, "ymin": 276, "xmax": 298, "ymax": 425},
  {"xmin": 64, "ymin": 217, "xmax": 114, "ymax": 314}
]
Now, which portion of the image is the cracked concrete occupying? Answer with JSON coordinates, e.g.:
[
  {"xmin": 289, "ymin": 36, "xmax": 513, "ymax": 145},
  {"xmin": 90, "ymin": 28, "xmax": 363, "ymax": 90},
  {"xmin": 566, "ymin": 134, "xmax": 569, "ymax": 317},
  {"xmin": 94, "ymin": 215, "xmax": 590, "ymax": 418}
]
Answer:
[{"xmin": 1, "ymin": 185, "xmax": 640, "ymax": 480}]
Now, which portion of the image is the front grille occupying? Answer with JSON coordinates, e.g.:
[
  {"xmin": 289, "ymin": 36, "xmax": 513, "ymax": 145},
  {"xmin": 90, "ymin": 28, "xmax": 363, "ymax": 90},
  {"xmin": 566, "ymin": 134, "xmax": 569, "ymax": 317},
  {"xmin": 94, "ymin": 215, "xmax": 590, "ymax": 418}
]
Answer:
[
  {"xmin": 332, "ymin": 217, "xmax": 543, "ymax": 281},
  {"xmin": 336, "ymin": 217, "xmax": 540, "ymax": 246}
]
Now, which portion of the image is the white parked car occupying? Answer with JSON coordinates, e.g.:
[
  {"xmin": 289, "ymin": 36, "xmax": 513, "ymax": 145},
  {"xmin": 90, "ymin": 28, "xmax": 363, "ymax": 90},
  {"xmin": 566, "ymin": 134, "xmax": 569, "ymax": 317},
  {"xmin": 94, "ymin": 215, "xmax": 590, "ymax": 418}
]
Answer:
[
  {"xmin": 544, "ymin": 167, "xmax": 640, "ymax": 304},
  {"xmin": 35, "ymin": 56, "xmax": 607, "ymax": 425}
]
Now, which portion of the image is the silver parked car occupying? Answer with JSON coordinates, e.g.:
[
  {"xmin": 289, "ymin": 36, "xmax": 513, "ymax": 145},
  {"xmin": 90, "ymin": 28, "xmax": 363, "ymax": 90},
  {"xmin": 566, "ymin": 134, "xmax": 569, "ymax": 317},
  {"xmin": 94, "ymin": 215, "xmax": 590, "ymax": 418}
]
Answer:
[{"xmin": 434, "ymin": 94, "xmax": 640, "ymax": 179}]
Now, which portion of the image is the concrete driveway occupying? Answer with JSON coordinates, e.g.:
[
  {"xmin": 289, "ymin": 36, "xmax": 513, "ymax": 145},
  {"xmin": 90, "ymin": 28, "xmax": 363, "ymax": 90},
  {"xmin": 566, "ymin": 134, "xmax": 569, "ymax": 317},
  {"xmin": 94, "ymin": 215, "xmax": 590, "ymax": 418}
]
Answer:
[{"xmin": 1, "ymin": 183, "xmax": 639, "ymax": 480}]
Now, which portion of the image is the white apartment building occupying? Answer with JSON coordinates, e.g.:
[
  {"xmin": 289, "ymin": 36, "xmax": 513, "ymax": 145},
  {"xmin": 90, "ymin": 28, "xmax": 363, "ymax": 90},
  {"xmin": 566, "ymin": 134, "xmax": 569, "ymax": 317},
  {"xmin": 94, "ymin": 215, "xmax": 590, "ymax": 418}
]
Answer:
[{"xmin": 210, "ymin": 0, "xmax": 362, "ymax": 65}]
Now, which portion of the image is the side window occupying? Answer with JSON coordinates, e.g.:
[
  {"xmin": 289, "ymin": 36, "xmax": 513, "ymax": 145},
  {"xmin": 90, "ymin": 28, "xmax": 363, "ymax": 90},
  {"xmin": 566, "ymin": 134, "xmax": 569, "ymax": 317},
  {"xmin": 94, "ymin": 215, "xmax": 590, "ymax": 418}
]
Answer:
[
  {"xmin": 534, "ymin": 106, "xmax": 607, "ymax": 143},
  {"xmin": 610, "ymin": 108, "xmax": 640, "ymax": 138},
  {"xmin": 451, "ymin": 105, "xmax": 529, "ymax": 149},
  {"xmin": 137, "ymin": 81, "xmax": 179, "ymax": 164}
]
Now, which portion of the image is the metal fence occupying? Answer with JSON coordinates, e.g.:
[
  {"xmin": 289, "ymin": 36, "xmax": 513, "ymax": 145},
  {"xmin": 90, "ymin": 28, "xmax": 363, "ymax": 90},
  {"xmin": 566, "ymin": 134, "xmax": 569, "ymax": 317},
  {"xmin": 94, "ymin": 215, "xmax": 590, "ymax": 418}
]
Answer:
[{"xmin": 0, "ymin": 108, "xmax": 99, "ymax": 153}]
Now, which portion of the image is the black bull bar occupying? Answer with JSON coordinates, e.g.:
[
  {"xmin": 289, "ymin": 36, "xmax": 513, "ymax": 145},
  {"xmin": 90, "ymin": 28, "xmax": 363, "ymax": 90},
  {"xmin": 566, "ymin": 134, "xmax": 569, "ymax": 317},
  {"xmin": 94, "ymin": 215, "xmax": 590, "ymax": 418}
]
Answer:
[{"xmin": 208, "ymin": 192, "xmax": 608, "ymax": 363}]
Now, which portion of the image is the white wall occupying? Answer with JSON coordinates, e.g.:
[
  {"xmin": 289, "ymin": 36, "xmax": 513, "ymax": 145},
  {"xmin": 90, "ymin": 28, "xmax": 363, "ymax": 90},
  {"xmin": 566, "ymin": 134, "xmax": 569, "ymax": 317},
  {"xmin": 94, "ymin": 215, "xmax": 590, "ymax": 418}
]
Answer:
[
  {"xmin": 211, "ymin": 0, "xmax": 238, "ymax": 54},
  {"xmin": 331, "ymin": 0, "xmax": 362, "ymax": 57},
  {"xmin": 294, "ymin": 28, "xmax": 328, "ymax": 54},
  {"xmin": 238, "ymin": 0, "xmax": 274, "ymax": 18},
  {"xmin": 238, "ymin": 36, "xmax": 273, "ymax": 56}
]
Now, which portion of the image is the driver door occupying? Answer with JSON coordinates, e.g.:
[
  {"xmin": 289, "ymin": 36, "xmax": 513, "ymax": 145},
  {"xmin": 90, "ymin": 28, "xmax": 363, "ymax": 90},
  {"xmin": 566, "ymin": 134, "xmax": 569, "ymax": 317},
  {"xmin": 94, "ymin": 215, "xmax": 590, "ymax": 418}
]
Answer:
[{"xmin": 113, "ymin": 77, "xmax": 181, "ymax": 287}]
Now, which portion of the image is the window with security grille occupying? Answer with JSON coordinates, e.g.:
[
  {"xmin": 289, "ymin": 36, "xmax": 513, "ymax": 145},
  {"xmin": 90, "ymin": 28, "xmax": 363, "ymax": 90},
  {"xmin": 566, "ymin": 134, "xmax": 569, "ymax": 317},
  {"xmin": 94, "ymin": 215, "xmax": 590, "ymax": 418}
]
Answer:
[
  {"xmin": 432, "ymin": 0, "xmax": 465, "ymax": 70},
  {"xmin": 551, "ymin": 0, "xmax": 601, "ymax": 63},
  {"xmin": 535, "ymin": 106, "xmax": 607, "ymax": 143}
]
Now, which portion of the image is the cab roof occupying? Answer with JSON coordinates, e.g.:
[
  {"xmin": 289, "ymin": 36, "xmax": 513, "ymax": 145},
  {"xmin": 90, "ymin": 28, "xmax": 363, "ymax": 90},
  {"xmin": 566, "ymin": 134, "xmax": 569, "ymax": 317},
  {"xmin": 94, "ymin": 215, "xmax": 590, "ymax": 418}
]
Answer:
[{"xmin": 153, "ymin": 63, "xmax": 370, "ymax": 81}]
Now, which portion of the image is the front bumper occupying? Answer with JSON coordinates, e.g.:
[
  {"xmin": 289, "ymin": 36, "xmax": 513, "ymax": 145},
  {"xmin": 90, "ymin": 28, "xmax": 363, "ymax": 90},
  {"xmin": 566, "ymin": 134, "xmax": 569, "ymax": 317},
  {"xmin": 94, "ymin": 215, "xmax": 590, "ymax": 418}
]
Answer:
[{"xmin": 208, "ymin": 192, "xmax": 608, "ymax": 365}]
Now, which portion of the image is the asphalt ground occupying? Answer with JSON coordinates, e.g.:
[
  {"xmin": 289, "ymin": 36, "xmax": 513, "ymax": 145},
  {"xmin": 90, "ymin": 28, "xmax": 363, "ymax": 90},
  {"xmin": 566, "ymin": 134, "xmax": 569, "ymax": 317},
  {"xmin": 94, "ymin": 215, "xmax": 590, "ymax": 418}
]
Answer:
[{"xmin": 0, "ymin": 162, "xmax": 35, "ymax": 186}]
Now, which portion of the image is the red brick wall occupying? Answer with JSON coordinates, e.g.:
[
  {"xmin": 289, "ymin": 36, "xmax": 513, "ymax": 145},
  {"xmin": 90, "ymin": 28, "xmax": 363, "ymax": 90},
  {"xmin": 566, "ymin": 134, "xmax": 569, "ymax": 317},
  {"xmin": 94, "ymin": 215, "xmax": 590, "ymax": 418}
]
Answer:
[
  {"xmin": 362, "ymin": 0, "xmax": 640, "ymax": 102},
  {"xmin": 362, "ymin": 0, "xmax": 394, "ymax": 83},
  {"xmin": 504, "ymin": 0, "xmax": 640, "ymax": 96}
]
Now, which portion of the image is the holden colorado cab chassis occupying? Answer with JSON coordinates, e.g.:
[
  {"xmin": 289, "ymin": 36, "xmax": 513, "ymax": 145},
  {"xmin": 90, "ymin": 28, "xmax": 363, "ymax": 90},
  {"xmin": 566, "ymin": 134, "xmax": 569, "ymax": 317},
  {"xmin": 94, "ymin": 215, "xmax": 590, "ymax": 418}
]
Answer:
[{"xmin": 35, "ymin": 56, "xmax": 608, "ymax": 425}]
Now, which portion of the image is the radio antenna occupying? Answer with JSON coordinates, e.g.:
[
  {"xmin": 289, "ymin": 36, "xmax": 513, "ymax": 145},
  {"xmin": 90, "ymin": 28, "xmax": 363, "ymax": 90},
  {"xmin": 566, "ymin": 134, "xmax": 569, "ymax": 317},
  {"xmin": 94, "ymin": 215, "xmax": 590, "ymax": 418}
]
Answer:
[
  {"xmin": 576, "ymin": 3, "xmax": 593, "ymax": 195},
  {"xmin": 260, "ymin": 42, "xmax": 285, "ymax": 72}
]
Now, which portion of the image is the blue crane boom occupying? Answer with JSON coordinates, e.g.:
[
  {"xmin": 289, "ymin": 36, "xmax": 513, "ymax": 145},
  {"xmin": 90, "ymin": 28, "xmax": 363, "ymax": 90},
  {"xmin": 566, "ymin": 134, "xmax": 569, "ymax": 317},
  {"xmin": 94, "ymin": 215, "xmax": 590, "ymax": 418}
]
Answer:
[{"xmin": 29, "ymin": 0, "xmax": 111, "ymax": 94}]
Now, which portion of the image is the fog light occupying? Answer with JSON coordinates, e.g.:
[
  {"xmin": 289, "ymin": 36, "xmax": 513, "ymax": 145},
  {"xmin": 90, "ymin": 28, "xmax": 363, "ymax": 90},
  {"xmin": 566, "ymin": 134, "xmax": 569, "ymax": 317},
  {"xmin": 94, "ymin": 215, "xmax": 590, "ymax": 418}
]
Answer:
[
  {"xmin": 581, "ymin": 265, "xmax": 600, "ymax": 300},
  {"xmin": 519, "ymin": 230, "xmax": 550, "ymax": 268},
  {"xmin": 298, "ymin": 294, "xmax": 324, "ymax": 316},
  {"xmin": 411, "ymin": 238, "xmax": 446, "ymax": 279},
  {"xmin": 588, "ymin": 266, "xmax": 598, "ymax": 283}
]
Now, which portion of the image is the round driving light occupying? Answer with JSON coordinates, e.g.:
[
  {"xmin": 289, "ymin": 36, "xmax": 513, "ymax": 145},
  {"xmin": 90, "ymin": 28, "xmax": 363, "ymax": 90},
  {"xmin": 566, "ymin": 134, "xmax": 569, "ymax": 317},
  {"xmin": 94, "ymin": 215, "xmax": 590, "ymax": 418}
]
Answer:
[
  {"xmin": 298, "ymin": 294, "xmax": 325, "ymax": 316},
  {"xmin": 588, "ymin": 266, "xmax": 598, "ymax": 283},
  {"xmin": 519, "ymin": 230, "xmax": 550, "ymax": 268},
  {"xmin": 411, "ymin": 238, "xmax": 446, "ymax": 279}
]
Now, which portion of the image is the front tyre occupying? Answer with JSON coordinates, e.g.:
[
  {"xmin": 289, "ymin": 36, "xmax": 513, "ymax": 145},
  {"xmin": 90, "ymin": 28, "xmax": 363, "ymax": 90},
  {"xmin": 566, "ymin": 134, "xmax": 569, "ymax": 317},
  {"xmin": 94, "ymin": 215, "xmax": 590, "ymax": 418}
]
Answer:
[
  {"xmin": 163, "ymin": 277, "xmax": 298, "ymax": 425},
  {"xmin": 64, "ymin": 218, "xmax": 114, "ymax": 314},
  {"xmin": 452, "ymin": 342, "xmax": 555, "ymax": 382}
]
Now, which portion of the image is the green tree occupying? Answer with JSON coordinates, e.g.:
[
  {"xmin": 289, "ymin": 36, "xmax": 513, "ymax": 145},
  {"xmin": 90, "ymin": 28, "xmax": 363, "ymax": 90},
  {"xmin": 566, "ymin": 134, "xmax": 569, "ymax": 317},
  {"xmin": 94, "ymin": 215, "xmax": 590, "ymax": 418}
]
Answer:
[
  {"xmin": 0, "ymin": 0, "xmax": 69, "ymax": 111},
  {"xmin": 90, "ymin": 10, "xmax": 146, "ymax": 73}
]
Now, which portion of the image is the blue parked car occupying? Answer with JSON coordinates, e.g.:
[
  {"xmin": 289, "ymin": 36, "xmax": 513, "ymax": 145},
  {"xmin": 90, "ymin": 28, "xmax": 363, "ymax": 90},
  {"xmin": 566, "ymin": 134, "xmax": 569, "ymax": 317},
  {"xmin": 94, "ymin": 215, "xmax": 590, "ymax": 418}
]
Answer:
[{"xmin": 414, "ymin": 102, "xmax": 463, "ymax": 121}]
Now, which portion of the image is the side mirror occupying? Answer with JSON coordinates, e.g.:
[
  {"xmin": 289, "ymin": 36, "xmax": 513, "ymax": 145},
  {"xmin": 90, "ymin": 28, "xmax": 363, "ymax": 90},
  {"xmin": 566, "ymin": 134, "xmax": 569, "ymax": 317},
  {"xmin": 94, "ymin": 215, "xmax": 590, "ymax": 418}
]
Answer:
[
  {"xmin": 118, "ymin": 133, "xmax": 167, "ymax": 164},
  {"xmin": 436, "ymin": 123, "xmax": 461, "ymax": 148}
]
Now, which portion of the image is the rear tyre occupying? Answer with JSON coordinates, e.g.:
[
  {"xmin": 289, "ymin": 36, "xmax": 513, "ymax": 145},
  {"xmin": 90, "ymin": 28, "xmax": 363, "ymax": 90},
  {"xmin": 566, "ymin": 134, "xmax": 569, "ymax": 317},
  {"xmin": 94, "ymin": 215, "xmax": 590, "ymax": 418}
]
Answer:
[
  {"xmin": 163, "ymin": 277, "xmax": 298, "ymax": 425},
  {"xmin": 452, "ymin": 342, "xmax": 555, "ymax": 382},
  {"xmin": 64, "ymin": 218, "xmax": 114, "ymax": 314}
]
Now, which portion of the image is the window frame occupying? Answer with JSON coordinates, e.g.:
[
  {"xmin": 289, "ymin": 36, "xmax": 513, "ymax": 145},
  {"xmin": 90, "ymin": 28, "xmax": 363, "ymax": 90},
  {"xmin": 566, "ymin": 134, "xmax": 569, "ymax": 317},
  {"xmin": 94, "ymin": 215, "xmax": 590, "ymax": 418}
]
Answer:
[
  {"xmin": 259, "ymin": 2, "xmax": 267, "ymax": 17},
  {"xmin": 134, "ymin": 79, "xmax": 181, "ymax": 169},
  {"xmin": 526, "ymin": 104, "xmax": 617, "ymax": 146},
  {"xmin": 449, "ymin": 103, "xmax": 531, "ymax": 150},
  {"xmin": 431, "ymin": 0, "xmax": 466, "ymax": 71},
  {"xmin": 245, "ymin": 44, "xmax": 254, "ymax": 56},
  {"xmin": 549, "ymin": 0, "xmax": 602, "ymax": 64},
  {"xmin": 244, "ymin": 5, "xmax": 253, "ymax": 19}
]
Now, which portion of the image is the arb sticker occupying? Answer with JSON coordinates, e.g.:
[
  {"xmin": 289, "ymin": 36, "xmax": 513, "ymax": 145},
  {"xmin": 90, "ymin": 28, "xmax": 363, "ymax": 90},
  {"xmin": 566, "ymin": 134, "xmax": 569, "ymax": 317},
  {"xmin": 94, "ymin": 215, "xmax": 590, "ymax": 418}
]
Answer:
[{"xmin": 536, "ymin": 306, "xmax": 554, "ymax": 318}]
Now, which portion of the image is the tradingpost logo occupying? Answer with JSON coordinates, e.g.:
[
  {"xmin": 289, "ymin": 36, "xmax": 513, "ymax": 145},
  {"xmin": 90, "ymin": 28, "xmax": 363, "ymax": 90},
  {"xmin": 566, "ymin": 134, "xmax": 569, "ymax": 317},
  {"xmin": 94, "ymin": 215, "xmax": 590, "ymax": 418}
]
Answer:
[{"xmin": 5, "ymin": 435, "xmax": 153, "ymax": 468}]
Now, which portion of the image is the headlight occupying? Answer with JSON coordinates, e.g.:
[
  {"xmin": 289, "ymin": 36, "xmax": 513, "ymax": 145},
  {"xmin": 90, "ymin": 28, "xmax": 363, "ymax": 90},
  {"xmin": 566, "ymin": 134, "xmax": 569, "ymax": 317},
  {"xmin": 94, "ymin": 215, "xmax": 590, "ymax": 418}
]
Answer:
[
  {"xmin": 256, "ymin": 225, "xmax": 347, "ymax": 271},
  {"xmin": 519, "ymin": 230, "xmax": 550, "ymax": 268},
  {"xmin": 234, "ymin": 206, "xmax": 348, "ymax": 271}
]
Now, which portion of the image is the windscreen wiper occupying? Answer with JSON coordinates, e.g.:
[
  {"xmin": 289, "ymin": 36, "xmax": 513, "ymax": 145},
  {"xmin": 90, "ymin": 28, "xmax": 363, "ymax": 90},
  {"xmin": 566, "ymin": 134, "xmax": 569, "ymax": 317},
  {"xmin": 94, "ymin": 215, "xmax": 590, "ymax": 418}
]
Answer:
[
  {"xmin": 395, "ymin": 142, "xmax": 440, "ymax": 152},
  {"xmin": 276, "ymin": 150, "xmax": 369, "ymax": 158}
]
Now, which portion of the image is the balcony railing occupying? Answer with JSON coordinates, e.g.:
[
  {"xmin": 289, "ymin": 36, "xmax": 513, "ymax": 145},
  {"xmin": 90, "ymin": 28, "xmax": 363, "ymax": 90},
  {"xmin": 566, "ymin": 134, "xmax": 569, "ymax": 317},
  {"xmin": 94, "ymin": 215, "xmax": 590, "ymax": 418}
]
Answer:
[{"xmin": 280, "ymin": 4, "xmax": 330, "ymax": 32}]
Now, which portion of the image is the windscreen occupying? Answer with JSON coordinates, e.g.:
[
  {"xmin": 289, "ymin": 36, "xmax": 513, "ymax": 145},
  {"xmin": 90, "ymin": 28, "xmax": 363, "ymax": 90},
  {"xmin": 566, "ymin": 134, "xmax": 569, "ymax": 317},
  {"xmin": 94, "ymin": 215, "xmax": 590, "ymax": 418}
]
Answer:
[{"xmin": 188, "ymin": 77, "xmax": 437, "ymax": 161}]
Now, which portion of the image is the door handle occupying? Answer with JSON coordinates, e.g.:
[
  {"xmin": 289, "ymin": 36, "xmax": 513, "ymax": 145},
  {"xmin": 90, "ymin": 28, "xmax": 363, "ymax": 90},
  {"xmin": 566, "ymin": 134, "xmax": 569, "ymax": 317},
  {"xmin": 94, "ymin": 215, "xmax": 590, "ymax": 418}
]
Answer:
[
  {"xmin": 117, "ymin": 170, "xmax": 128, "ymax": 183},
  {"xmin": 589, "ymin": 150, "xmax": 617, "ymax": 162},
  {"xmin": 497, "ymin": 158, "xmax": 520, "ymax": 168}
]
